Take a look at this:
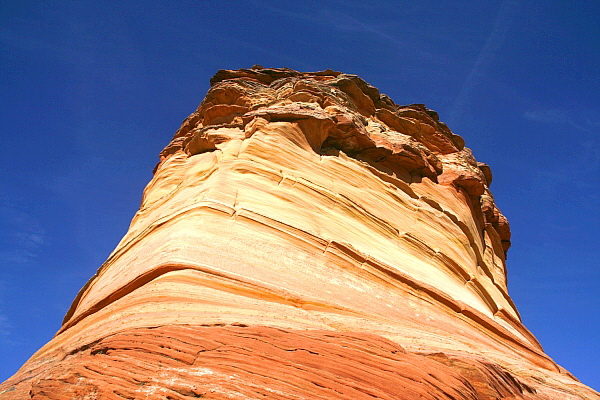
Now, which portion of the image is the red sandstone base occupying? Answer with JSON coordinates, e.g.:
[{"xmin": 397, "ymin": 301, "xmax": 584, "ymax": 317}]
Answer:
[{"xmin": 1, "ymin": 325, "xmax": 543, "ymax": 399}]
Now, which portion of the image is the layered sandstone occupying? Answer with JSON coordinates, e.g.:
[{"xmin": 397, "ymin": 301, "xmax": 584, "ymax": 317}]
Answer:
[{"xmin": 1, "ymin": 67, "xmax": 598, "ymax": 399}]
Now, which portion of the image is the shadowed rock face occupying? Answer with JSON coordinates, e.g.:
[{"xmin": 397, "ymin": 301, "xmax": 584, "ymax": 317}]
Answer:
[{"xmin": 1, "ymin": 67, "xmax": 598, "ymax": 399}]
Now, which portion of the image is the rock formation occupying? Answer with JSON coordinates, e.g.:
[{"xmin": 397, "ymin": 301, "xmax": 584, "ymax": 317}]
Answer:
[{"xmin": 1, "ymin": 67, "xmax": 598, "ymax": 399}]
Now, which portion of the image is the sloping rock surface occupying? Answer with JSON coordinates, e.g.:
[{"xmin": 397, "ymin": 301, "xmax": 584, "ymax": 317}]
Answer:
[{"xmin": 2, "ymin": 67, "xmax": 598, "ymax": 399}]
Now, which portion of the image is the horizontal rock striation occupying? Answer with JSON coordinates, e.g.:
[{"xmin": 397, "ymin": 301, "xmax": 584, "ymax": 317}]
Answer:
[{"xmin": 1, "ymin": 67, "xmax": 598, "ymax": 399}]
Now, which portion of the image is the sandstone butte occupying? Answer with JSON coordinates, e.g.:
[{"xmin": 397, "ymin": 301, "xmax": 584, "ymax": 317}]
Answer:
[{"xmin": 1, "ymin": 67, "xmax": 598, "ymax": 400}]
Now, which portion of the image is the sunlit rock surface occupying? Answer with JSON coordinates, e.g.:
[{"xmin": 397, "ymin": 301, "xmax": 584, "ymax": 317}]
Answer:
[{"xmin": 2, "ymin": 67, "xmax": 598, "ymax": 399}]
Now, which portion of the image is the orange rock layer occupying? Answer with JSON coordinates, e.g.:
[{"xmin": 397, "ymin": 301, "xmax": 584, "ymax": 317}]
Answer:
[
  {"xmin": 9, "ymin": 326, "xmax": 543, "ymax": 399},
  {"xmin": 1, "ymin": 67, "xmax": 598, "ymax": 399}
]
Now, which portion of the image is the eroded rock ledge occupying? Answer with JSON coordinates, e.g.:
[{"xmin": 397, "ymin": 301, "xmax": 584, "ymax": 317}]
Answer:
[
  {"xmin": 2, "ymin": 68, "xmax": 598, "ymax": 399},
  {"xmin": 159, "ymin": 67, "xmax": 511, "ymax": 256}
]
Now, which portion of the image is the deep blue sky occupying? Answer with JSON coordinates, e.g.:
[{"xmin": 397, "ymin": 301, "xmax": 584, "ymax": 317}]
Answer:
[{"xmin": 1, "ymin": 0, "xmax": 598, "ymax": 391}]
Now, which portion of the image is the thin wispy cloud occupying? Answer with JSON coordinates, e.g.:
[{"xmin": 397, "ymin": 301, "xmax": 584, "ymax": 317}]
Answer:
[
  {"xmin": 523, "ymin": 107, "xmax": 600, "ymax": 174},
  {"xmin": 449, "ymin": 0, "xmax": 520, "ymax": 126},
  {"xmin": 255, "ymin": 1, "xmax": 390, "ymax": 37},
  {"xmin": 0, "ymin": 281, "xmax": 13, "ymax": 345},
  {"xmin": 523, "ymin": 109, "xmax": 569, "ymax": 124},
  {"xmin": 0, "ymin": 313, "xmax": 11, "ymax": 341},
  {"xmin": 0, "ymin": 311, "xmax": 12, "ymax": 341},
  {"xmin": 0, "ymin": 197, "xmax": 47, "ymax": 267},
  {"xmin": 524, "ymin": 107, "xmax": 600, "ymax": 133},
  {"xmin": 253, "ymin": 0, "xmax": 440, "ymax": 62},
  {"xmin": 319, "ymin": 8, "xmax": 395, "ymax": 38}
]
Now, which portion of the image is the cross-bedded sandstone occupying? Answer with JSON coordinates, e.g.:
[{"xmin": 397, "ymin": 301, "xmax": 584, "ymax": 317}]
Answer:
[{"xmin": 2, "ymin": 68, "xmax": 597, "ymax": 399}]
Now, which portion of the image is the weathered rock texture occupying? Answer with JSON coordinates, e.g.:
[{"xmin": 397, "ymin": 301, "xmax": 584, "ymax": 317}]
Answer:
[{"xmin": 2, "ymin": 67, "xmax": 598, "ymax": 399}]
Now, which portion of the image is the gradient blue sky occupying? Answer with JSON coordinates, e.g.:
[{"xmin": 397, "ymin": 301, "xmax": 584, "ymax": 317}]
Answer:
[{"xmin": 1, "ymin": 0, "xmax": 599, "ymax": 391}]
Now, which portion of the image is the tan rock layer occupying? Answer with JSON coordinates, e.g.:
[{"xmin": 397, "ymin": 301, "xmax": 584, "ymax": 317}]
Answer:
[
  {"xmin": 2, "ymin": 67, "xmax": 598, "ymax": 399},
  {"xmin": 157, "ymin": 67, "xmax": 510, "ymax": 252}
]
